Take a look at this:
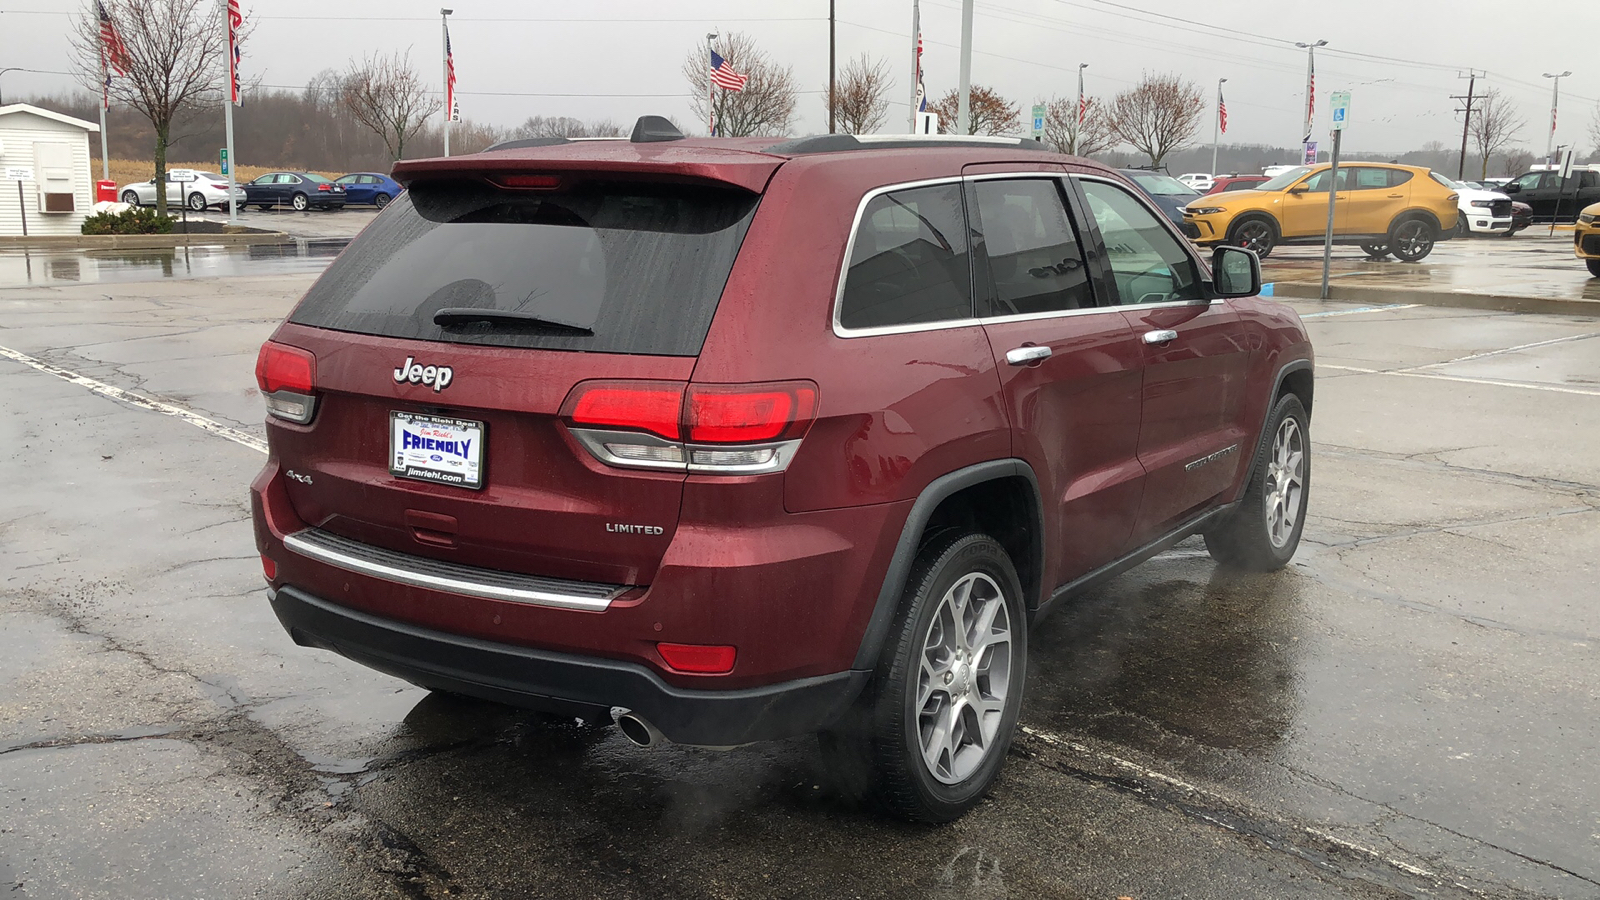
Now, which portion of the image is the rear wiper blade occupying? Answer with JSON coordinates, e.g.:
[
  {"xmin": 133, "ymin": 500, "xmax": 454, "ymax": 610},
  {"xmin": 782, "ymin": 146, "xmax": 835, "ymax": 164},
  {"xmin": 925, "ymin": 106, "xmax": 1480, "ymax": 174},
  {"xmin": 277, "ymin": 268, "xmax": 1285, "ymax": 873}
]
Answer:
[{"xmin": 432, "ymin": 308, "xmax": 594, "ymax": 334}]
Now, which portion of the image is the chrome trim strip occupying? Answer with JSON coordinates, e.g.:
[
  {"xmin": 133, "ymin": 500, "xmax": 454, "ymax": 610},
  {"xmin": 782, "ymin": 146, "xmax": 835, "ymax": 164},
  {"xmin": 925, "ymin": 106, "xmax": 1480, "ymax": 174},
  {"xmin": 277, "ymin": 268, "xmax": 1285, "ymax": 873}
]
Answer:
[
  {"xmin": 282, "ymin": 531, "xmax": 626, "ymax": 611},
  {"xmin": 568, "ymin": 428, "xmax": 804, "ymax": 474}
]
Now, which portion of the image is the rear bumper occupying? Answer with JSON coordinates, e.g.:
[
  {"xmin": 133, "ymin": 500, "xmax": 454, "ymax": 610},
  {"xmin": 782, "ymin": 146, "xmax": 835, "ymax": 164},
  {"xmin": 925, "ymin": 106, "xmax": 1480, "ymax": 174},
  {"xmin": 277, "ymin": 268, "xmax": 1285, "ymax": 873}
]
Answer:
[{"xmin": 270, "ymin": 584, "xmax": 868, "ymax": 745}]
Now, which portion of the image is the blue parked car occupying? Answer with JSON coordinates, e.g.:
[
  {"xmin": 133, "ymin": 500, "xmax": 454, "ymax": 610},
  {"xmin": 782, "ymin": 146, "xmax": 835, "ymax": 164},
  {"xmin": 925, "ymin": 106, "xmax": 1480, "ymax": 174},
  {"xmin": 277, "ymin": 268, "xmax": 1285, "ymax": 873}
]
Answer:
[{"xmin": 334, "ymin": 172, "xmax": 403, "ymax": 208}]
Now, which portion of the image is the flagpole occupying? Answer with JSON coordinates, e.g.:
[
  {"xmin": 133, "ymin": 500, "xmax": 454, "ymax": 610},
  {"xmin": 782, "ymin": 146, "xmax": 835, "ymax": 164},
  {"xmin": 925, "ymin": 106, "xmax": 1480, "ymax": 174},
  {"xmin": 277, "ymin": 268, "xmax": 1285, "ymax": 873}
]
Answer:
[
  {"xmin": 706, "ymin": 32, "xmax": 718, "ymax": 136},
  {"xmin": 908, "ymin": 0, "xmax": 919, "ymax": 132},
  {"xmin": 441, "ymin": 9, "xmax": 453, "ymax": 157},
  {"xmin": 1211, "ymin": 77, "xmax": 1226, "ymax": 176},
  {"xmin": 223, "ymin": 0, "xmax": 237, "ymax": 225},
  {"xmin": 98, "ymin": 55, "xmax": 110, "ymax": 183}
]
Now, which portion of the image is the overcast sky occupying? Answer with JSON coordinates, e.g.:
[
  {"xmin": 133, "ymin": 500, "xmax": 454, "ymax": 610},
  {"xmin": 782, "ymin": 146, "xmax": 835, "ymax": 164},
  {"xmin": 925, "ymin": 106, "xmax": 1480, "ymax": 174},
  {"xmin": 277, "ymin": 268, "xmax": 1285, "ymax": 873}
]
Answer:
[{"xmin": 2, "ymin": 0, "xmax": 1597, "ymax": 156}]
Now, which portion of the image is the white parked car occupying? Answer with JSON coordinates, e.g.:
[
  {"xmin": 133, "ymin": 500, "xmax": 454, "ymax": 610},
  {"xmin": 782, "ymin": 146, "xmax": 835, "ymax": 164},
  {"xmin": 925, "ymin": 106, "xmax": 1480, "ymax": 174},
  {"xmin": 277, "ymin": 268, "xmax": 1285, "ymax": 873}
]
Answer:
[
  {"xmin": 1430, "ymin": 173, "xmax": 1514, "ymax": 235},
  {"xmin": 1176, "ymin": 172, "xmax": 1214, "ymax": 192},
  {"xmin": 117, "ymin": 171, "xmax": 246, "ymax": 212}
]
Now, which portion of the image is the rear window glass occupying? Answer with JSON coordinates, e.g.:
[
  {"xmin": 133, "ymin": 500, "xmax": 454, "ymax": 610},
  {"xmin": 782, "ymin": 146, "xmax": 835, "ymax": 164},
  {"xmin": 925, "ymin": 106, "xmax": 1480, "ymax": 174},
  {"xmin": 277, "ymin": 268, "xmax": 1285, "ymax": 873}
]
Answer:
[
  {"xmin": 838, "ymin": 183, "xmax": 972, "ymax": 330},
  {"xmin": 289, "ymin": 181, "xmax": 759, "ymax": 356}
]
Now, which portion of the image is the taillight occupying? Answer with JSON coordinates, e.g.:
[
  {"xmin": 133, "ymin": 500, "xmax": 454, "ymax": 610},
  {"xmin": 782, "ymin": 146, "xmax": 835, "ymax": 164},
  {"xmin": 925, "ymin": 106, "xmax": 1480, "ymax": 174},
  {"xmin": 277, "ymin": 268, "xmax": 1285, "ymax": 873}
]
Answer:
[
  {"xmin": 210, "ymin": 183, "xmax": 227, "ymax": 190},
  {"xmin": 657, "ymin": 642, "xmax": 736, "ymax": 674},
  {"xmin": 494, "ymin": 174, "xmax": 562, "ymax": 190},
  {"xmin": 561, "ymin": 380, "xmax": 818, "ymax": 474},
  {"xmin": 255, "ymin": 341, "xmax": 318, "ymax": 424},
  {"xmin": 317, "ymin": 183, "xmax": 332, "ymax": 192}
]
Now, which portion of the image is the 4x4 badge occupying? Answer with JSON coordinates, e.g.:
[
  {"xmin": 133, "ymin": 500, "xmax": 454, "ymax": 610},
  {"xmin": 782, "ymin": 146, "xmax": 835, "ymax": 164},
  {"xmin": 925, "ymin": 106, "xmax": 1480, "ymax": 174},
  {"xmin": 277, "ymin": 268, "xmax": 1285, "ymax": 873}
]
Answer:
[{"xmin": 393, "ymin": 356, "xmax": 454, "ymax": 392}]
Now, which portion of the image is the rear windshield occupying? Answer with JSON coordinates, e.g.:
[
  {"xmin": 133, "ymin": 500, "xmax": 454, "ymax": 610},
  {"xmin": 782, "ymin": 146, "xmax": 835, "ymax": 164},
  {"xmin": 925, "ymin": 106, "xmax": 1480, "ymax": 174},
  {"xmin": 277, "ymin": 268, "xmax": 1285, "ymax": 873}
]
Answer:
[{"xmin": 288, "ymin": 180, "xmax": 759, "ymax": 356}]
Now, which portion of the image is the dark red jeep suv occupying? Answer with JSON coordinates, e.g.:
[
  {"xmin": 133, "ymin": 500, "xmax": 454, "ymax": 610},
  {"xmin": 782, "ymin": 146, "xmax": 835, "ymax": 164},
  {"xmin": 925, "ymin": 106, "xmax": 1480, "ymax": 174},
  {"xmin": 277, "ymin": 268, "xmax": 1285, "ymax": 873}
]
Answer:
[{"xmin": 252, "ymin": 117, "xmax": 1313, "ymax": 822}]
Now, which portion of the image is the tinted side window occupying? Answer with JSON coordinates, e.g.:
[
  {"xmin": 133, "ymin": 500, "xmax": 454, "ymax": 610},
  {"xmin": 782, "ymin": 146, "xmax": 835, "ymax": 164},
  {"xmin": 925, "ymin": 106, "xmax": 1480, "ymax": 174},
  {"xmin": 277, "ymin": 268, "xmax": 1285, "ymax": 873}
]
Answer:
[
  {"xmin": 1388, "ymin": 170, "xmax": 1414, "ymax": 188},
  {"xmin": 974, "ymin": 179, "xmax": 1093, "ymax": 315},
  {"xmin": 839, "ymin": 183, "xmax": 972, "ymax": 330},
  {"xmin": 1512, "ymin": 173, "xmax": 1542, "ymax": 191},
  {"xmin": 1080, "ymin": 180, "xmax": 1204, "ymax": 306},
  {"xmin": 1581, "ymin": 171, "xmax": 1599, "ymax": 189}
]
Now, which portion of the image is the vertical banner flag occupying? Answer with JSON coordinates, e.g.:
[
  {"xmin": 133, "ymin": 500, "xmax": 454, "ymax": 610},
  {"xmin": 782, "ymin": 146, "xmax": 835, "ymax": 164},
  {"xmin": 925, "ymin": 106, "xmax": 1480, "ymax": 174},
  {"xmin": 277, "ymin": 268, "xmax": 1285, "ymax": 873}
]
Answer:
[
  {"xmin": 227, "ymin": 0, "xmax": 243, "ymax": 106},
  {"xmin": 1303, "ymin": 54, "xmax": 1315, "ymax": 141},
  {"xmin": 1219, "ymin": 90, "xmax": 1228, "ymax": 134},
  {"xmin": 445, "ymin": 22, "xmax": 460, "ymax": 122},
  {"xmin": 914, "ymin": 32, "xmax": 926, "ymax": 112},
  {"xmin": 97, "ymin": 2, "xmax": 130, "ymax": 109}
]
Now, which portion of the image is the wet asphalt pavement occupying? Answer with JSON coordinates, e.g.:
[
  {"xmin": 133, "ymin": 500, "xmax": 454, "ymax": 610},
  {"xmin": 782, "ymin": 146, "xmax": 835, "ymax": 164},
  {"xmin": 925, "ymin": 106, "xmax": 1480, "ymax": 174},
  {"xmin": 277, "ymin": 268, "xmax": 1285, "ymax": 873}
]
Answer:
[{"xmin": 1, "ymin": 245, "xmax": 1598, "ymax": 899}]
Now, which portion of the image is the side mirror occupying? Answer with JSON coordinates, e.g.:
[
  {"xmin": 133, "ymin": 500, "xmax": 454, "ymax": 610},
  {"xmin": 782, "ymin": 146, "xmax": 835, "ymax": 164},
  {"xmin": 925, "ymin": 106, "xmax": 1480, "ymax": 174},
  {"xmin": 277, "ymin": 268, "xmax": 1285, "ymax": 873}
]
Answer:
[
  {"xmin": 1288, "ymin": 184, "xmax": 1309, "ymax": 194},
  {"xmin": 1502, "ymin": 182, "xmax": 1521, "ymax": 193},
  {"xmin": 1211, "ymin": 245, "xmax": 1261, "ymax": 298}
]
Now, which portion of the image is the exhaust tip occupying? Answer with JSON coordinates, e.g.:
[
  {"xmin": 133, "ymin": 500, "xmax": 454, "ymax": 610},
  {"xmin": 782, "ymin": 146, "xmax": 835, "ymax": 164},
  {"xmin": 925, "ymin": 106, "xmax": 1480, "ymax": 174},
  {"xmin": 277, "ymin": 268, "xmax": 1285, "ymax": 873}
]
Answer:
[{"xmin": 610, "ymin": 707, "xmax": 663, "ymax": 748}]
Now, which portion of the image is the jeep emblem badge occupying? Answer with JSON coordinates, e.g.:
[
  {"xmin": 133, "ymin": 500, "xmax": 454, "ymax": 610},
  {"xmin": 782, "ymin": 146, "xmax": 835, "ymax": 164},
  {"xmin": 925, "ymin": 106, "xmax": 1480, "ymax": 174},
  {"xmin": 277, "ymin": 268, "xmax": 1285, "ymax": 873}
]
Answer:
[{"xmin": 393, "ymin": 356, "xmax": 453, "ymax": 392}]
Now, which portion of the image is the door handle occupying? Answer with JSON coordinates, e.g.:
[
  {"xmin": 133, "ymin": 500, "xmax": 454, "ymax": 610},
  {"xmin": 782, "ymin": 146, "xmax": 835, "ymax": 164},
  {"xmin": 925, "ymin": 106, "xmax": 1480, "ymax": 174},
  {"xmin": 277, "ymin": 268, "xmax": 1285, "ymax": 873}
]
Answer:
[
  {"xmin": 1143, "ymin": 329, "xmax": 1179, "ymax": 345},
  {"xmin": 1387, "ymin": 193, "xmax": 1403, "ymax": 198},
  {"xmin": 1005, "ymin": 345, "xmax": 1052, "ymax": 366}
]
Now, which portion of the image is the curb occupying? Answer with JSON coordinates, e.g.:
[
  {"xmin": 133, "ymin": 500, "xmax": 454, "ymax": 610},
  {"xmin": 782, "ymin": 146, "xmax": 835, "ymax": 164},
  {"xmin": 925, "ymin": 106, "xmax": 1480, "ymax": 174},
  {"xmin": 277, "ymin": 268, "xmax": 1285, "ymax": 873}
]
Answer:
[
  {"xmin": 1263, "ymin": 280, "xmax": 1600, "ymax": 318},
  {"xmin": 0, "ymin": 232, "xmax": 291, "ymax": 250}
]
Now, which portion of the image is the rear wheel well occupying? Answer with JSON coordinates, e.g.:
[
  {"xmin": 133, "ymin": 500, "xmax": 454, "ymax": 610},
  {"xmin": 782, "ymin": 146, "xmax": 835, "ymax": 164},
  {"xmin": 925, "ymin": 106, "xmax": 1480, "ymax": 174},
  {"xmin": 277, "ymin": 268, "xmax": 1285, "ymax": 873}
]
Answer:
[
  {"xmin": 921, "ymin": 477, "xmax": 1041, "ymax": 609},
  {"xmin": 1390, "ymin": 209, "xmax": 1441, "ymax": 235},
  {"xmin": 1278, "ymin": 367, "xmax": 1313, "ymax": 419}
]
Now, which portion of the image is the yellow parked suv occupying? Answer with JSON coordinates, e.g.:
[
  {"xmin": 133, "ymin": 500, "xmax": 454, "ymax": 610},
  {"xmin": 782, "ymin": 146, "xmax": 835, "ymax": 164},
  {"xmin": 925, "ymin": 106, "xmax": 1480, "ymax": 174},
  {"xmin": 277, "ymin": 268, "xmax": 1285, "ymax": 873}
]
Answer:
[
  {"xmin": 1577, "ymin": 202, "xmax": 1600, "ymax": 277},
  {"xmin": 1184, "ymin": 163, "xmax": 1459, "ymax": 261}
]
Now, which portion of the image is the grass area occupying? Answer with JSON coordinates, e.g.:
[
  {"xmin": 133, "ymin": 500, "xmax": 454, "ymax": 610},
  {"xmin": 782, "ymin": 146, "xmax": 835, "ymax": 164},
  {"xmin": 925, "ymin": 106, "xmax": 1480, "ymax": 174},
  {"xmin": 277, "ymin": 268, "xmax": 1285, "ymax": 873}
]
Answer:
[{"xmin": 100, "ymin": 158, "xmax": 342, "ymax": 189}]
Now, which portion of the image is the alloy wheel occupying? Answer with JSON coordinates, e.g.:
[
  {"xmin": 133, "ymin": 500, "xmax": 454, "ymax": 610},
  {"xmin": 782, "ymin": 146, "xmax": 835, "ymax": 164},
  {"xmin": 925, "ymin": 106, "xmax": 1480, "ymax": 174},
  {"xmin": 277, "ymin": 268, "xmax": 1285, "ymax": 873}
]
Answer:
[
  {"xmin": 1235, "ymin": 221, "xmax": 1272, "ymax": 255},
  {"xmin": 1264, "ymin": 416, "xmax": 1305, "ymax": 549},
  {"xmin": 915, "ymin": 571, "xmax": 1013, "ymax": 785},
  {"xmin": 1392, "ymin": 221, "xmax": 1433, "ymax": 260}
]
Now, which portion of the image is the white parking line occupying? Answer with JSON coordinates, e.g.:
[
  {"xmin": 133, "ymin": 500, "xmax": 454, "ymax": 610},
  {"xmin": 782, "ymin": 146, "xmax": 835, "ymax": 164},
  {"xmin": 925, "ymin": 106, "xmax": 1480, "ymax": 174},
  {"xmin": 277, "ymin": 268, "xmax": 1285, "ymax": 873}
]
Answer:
[
  {"xmin": 1300, "ymin": 303, "xmax": 1422, "ymax": 318},
  {"xmin": 1412, "ymin": 331, "xmax": 1600, "ymax": 369},
  {"xmin": 1320, "ymin": 363, "xmax": 1600, "ymax": 397},
  {"xmin": 0, "ymin": 344, "xmax": 268, "ymax": 454}
]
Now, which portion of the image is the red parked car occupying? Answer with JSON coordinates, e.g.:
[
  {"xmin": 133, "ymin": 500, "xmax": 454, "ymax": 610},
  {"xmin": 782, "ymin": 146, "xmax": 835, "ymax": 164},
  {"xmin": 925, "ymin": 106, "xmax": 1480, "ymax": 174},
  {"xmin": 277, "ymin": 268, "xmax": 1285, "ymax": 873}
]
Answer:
[
  {"xmin": 251, "ymin": 118, "xmax": 1314, "ymax": 822},
  {"xmin": 1204, "ymin": 174, "xmax": 1271, "ymax": 195}
]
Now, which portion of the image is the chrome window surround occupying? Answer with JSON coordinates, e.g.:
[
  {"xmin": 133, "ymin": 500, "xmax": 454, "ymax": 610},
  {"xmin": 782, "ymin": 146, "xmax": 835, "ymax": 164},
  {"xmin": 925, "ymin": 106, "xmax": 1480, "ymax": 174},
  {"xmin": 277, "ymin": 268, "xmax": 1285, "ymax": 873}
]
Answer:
[
  {"xmin": 568, "ymin": 427, "xmax": 804, "ymax": 475},
  {"xmin": 830, "ymin": 172, "xmax": 1216, "ymax": 340},
  {"xmin": 282, "ymin": 528, "xmax": 628, "ymax": 611}
]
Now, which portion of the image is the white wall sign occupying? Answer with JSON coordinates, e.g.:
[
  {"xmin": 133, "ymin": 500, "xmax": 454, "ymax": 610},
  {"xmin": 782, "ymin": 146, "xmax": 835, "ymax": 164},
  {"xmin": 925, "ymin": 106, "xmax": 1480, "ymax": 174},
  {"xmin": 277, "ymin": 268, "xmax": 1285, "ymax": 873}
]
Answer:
[{"xmin": 6, "ymin": 167, "xmax": 35, "ymax": 181}]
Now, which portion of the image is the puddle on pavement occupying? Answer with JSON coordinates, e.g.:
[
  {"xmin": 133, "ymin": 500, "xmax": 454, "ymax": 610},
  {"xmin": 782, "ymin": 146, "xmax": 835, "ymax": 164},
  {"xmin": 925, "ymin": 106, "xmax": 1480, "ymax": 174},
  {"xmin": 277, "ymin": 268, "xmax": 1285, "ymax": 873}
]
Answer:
[{"xmin": 0, "ymin": 239, "xmax": 350, "ymax": 288}]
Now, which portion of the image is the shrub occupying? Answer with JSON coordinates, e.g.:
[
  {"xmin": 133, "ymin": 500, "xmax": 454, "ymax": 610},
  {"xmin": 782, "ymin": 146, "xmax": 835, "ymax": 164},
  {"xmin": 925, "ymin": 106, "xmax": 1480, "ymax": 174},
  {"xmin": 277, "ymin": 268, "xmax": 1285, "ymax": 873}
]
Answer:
[{"xmin": 81, "ymin": 207, "xmax": 176, "ymax": 236}]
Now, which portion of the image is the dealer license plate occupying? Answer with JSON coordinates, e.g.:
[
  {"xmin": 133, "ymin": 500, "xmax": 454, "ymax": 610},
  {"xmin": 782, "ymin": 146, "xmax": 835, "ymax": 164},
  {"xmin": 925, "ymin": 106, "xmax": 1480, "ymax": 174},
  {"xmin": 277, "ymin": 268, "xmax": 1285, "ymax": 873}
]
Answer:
[{"xmin": 389, "ymin": 412, "xmax": 485, "ymax": 490}]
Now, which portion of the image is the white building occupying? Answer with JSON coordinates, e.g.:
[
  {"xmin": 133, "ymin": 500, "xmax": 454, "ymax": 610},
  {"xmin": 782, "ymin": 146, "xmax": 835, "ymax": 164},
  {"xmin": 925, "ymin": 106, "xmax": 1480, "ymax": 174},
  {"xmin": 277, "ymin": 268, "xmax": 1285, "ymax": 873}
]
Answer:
[{"xmin": 0, "ymin": 103, "xmax": 101, "ymax": 237}]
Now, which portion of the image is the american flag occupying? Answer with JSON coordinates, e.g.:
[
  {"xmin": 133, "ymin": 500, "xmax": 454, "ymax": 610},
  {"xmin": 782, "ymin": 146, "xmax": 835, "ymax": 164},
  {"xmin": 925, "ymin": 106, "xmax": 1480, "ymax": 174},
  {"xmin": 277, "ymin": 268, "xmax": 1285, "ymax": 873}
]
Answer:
[
  {"xmin": 1219, "ymin": 90, "xmax": 1227, "ymax": 134},
  {"xmin": 1079, "ymin": 95, "xmax": 1091, "ymax": 124},
  {"xmin": 710, "ymin": 50, "xmax": 747, "ymax": 92},
  {"xmin": 445, "ymin": 22, "xmax": 460, "ymax": 121},
  {"xmin": 97, "ymin": 1, "xmax": 130, "ymax": 108},
  {"xmin": 227, "ymin": 0, "xmax": 243, "ymax": 107}
]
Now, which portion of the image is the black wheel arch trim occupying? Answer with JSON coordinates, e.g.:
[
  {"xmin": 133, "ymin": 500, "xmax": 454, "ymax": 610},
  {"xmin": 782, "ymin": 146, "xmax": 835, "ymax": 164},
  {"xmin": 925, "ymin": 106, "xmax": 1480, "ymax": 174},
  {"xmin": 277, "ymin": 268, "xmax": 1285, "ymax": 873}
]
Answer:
[
  {"xmin": 851, "ymin": 459, "xmax": 1044, "ymax": 670},
  {"xmin": 1229, "ymin": 357, "xmax": 1313, "ymax": 506}
]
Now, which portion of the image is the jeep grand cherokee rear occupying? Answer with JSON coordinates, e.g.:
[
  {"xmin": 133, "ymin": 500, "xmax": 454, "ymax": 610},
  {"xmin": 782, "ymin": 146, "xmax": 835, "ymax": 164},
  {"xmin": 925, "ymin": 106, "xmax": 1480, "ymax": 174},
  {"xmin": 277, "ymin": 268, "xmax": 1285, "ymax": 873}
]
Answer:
[{"xmin": 253, "ymin": 119, "xmax": 1313, "ymax": 823}]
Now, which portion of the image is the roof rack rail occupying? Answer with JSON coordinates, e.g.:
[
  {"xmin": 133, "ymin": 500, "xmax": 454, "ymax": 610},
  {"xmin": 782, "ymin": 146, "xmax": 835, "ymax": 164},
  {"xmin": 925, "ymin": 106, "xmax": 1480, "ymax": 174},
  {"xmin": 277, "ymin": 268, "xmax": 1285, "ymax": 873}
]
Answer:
[
  {"xmin": 763, "ymin": 133, "xmax": 1050, "ymax": 155},
  {"xmin": 482, "ymin": 136, "xmax": 571, "ymax": 152}
]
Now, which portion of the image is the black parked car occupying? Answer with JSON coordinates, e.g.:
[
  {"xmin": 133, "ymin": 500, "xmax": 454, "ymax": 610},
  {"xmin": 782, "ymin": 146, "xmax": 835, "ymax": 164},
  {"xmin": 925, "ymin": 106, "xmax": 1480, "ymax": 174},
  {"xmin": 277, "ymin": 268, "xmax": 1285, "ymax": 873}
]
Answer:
[
  {"xmin": 1502, "ymin": 169, "xmax": 1600, "ymax": 222},
  {"xmin": 244, "ymin": 172, "xmax": 347, "ymax": 211},
  {"xmin": 1119, "ymin": 169, "xmax": 1202, "ymax": 238}
]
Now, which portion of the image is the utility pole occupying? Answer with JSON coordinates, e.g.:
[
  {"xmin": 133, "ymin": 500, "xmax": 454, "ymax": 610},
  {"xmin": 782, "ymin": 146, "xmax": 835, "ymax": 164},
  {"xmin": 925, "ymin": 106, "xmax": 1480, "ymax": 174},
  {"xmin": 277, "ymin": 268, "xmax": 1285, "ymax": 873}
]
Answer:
[
  {"xmin": 1543, "ymin": 70, "xmax": 1571, "ymax": 162},
  {"xmin": 957, "ymin": 0, "xmax": 973, "ymax": 134},
  {"xmin": 1295, "ymin": 40, "xmax": 1326, "ymax": 149},
  {"xmin": 1451, "ymin": 70, "xmax": 1479, "ymax": 181},
  {"xmin": 1211, "ymin": 77, "xmax": 1227, "ymax": 176},
  {"xmin": 1073, "ymin": 63, "xmax": 1086, "ymax": 155},
  {"xmin": 828, "ymin": 0, "xmax": 836, "ymax": 134}
]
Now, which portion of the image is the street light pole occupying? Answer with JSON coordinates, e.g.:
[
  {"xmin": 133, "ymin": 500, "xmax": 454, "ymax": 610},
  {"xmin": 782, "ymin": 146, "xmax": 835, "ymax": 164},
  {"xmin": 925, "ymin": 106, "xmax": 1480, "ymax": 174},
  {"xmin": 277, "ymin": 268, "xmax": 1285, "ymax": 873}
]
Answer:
[
  {"xmin": 1543, "ymin": 70, "xmax": 1571, "ymax": 162},
  {"xmin": 956, "ymin": 0, "xmax": 973, "ymax": 134},
  {"xmin": 1073, "ymin": 63, "xmax": 1086, "ymax": 155},
  {"xmin": 1212, "ymin": 77, "xmax": 1227, "ymax": 176},
  {"xmin": 828, "ymin": 0, "xmax": 836, "ymax": 134},
  {"xmin": 440, "ymin": 8, "xmax": 453, "ymax": 157},
  {"xmin": 707, "ymin": 31, "xmax": 718, "ymax": 136},
  {"xmin": 1295, "ymin": 40, "xmax": 1327, "ymax": 151},
  {"xmin": 0, "ymin": 67, "xmax": 23, "ymax": 106}
]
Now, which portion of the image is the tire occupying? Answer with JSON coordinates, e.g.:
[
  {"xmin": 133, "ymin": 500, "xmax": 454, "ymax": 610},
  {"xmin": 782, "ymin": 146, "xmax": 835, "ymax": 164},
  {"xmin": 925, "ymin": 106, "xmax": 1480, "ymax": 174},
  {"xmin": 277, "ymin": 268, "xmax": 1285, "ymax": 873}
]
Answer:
[
  {"xmin": 1359, "ymin": 242, "xmax": 1390, "ymax": 259},
  {"xmin": 1387, "ymin": 216, "xmax": 1436, "ymax": 262},
  {"xmin": 1587, "ymin": 258, "xmax": 1600, "ymax": 278},
  {"xmin": 1227, "ymin": 216, "xmax": 1276, "ymax": 259},
  {"xmin": 1205, "ymin": 393, "xmax": 1310, "ymax": 572},
  {"xmin": 291, "ymin": 192, "xmax": 309, "ymax": 211},
  {"xmin": 820, "ymin": 531, "xmax": 1028, "ymax": 823},
  {"xmin": 187, "ymin": 192, "xmax": 207, "ymax": 212},
  {"xmin": 1450, "ymin": 212, "xmax": 1467, "ymax": 238},
  {"xmin": 121, "ymin": 190, "xmax": 140, "ymax": 206},
  {"xmin": 374, "ymin": 192, "xmax": 391, "ymax": 209}
]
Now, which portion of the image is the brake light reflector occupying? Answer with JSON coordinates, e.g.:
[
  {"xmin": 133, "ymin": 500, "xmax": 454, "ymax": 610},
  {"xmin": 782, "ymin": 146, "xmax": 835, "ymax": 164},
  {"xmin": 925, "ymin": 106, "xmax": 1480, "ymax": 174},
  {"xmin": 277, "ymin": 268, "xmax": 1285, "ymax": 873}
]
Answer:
[
  {"xmin": 657, "ymin": 643, "xmax": 737, "ymax": 674},
  {"xmin": 686, "ymin": 383, "xmax": 817, "ymax": 443},
  {"xmin": 260, "ymin": 554, "xmax": 277, "ymax": 582},
  {"xmin": 566, "ymin": 382, "xmax": 684, "ymax": 440},
  {"xmin": 256, "ymin": 342, "xmax": 315, "ymax": 394}
]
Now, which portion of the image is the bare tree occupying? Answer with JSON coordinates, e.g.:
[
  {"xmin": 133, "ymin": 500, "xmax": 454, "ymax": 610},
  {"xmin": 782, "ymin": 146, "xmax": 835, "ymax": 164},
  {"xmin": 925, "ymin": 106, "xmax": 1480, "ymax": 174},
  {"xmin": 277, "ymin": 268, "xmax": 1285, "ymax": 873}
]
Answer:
[
  {"xmin": 510, "ymin": 116, "xmax": 623, "ymax": 139},
  {"xmin": 1502, "ymin": 148, "xmax": 1535, "ymax": 176},
  {"xmin": 928, "ymin": 85, "xmax": 1021, "ymax": 136},
  {"xmin": 68, "ymin": 0, "xmax": 234, "ymax": 217},
  {"xmin": 1107, "ymin": 73, "xmax": 1205, "ymax": 167},
  {"xmin": 1042, "ymin": 95, "xmax": 1117, "ymax": 157},
  {"xmin": 825, "ymin": 53, "xmax": 893, "ymax": 135},
  {"xmin": 340, "ymin": 50, "xmax": 441, "ymax": 161},
  {"xmin": 1467, "ymin": 90, "xmax": 1526, "ymax": 180},
  {"xmin": 1588, "ymin": 99, "xmax": 1600, "ymax": 159},
  {"xmin": 682, "ymin": 33, "xmax": 798, "ymax": 137}
]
